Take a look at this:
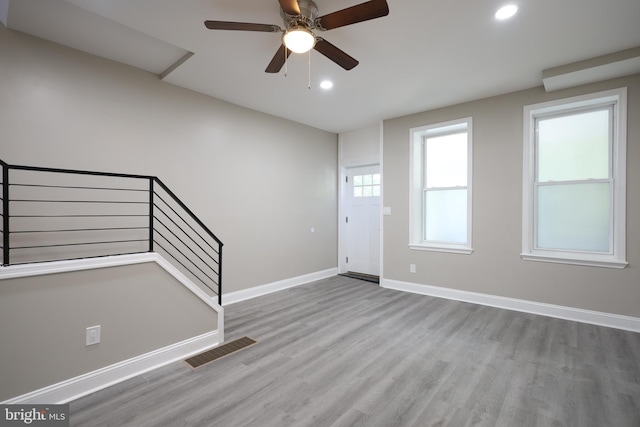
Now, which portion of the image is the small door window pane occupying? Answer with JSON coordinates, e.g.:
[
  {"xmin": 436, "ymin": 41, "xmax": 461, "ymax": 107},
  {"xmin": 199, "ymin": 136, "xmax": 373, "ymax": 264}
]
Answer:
[{"xmin": 353, "ymin": 174, "xmax": 381, "ymax": 198}]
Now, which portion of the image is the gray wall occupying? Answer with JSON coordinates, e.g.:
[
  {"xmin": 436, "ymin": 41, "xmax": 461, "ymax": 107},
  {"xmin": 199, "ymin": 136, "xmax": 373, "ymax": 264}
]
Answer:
[
  {"xmin": 0, "ymin": 26, "xmax": 338, "ymax": 294},
  {"xmin": 0, "ymin": 262, "xmax": 217, "ymax": 401},
  {"xmin": 383, "ymin": 74, "xmax": 640, "ymax": 318},
  {"xmin": 339, "ymin": 123, "xmax": 381, "ymax": 167}
]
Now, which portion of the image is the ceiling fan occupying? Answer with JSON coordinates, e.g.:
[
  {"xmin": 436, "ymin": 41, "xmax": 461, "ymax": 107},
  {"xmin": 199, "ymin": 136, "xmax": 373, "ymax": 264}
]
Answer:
[{"xmin": 204, "ymin": 0, "xmax": 389, "ymax": 73}]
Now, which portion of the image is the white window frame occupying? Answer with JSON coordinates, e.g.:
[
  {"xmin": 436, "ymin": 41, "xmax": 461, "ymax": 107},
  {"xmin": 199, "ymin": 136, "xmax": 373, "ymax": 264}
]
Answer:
[
  {"xmin": 522, "ymin": 88, "xmax": 627, "ymax": 269},
  {"xmin": 409, "ymin": 117, "xmax": 473, "ymax": 254}
]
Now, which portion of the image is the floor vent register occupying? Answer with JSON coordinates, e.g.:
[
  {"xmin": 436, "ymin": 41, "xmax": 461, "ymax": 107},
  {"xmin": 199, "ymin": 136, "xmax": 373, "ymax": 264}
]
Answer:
[{"xmin": 185, "ymin": 336, "xmax": 257, "ymax": 369}]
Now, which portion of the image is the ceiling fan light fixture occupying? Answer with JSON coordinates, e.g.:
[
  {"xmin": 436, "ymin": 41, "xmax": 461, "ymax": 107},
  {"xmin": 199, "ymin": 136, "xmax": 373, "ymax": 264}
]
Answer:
[{"xmin": 283, "ymin": 26, "xmax": 316, "ymax": 53}]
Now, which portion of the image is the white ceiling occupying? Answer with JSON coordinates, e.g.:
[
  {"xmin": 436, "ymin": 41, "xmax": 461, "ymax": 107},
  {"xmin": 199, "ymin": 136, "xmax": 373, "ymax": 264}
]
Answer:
[{"xmin": 4, "ymin": 0, "xmax": 640, "ymax": 133}]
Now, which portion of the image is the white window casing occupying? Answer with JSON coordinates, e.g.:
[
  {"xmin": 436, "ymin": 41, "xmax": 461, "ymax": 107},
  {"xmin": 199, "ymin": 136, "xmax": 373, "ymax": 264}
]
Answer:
[
  {"xmin": 410, "ymin": 117, "xmax": 473, "ymax": 254},
  {"xmin": 522, "ymin": 88, "xmax": 627, "ymax": 269}
]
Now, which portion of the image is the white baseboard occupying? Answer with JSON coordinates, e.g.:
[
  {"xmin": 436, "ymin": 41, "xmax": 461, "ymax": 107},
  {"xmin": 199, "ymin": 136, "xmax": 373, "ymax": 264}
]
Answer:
[
  {"xmin": 381, "ymin": 278, "xmax": 640, "ymax": 333},
  {"xmin": 223, "ymin": 268, "xmax": 338, "ymax": 305},
  {"xmin": 3, "ymin": 331, "xmax": 220, "ymax": 404}
]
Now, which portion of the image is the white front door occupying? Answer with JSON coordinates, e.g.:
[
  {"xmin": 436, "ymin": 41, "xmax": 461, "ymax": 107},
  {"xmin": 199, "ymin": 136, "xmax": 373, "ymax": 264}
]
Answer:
[{"xmin": 346, "ymin": 165, "xmax": 380, "ymax": 276}]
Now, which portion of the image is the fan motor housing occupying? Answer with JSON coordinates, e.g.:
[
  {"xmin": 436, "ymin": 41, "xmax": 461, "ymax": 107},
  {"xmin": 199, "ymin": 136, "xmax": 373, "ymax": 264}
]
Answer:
[{"xmin": 281, "ymin": 0, "xmax": 318, "ymax": 29}]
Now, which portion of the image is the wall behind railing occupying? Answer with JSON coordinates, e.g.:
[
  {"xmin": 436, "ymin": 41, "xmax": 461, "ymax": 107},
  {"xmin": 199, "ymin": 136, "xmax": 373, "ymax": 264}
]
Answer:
[
  {"xmin": 0, "ymin": 25, "xmax": 338, "ymax": 294},
  {"xmin": 0, "ymin": 261, "xmax": 218, "ymax": 402},
  {"xmin": 5, "ymin": 168, "xmax": 150, "ymax": 264}
]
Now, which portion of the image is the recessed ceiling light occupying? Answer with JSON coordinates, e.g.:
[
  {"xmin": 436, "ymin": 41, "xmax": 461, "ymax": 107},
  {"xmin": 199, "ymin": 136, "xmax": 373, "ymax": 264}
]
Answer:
[
  {"xmin": 495, "ymin": 4, "xmax": 518, "ymax": 20},
  {"xmin": 320, "ymin": 80, "xmax": 333, "ymax": 90}
]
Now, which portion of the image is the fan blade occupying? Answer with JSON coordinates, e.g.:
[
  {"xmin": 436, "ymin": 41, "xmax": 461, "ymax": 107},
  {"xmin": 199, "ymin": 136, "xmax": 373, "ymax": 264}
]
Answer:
[
  {"xmin": 314, "ymin": 38, "xmax": 359, "ymax": 70},
  {"xmin": 315, "ymin": 0, "xmax": 389, "ymax": 30},
  {"xmin": 278, "ymin": 0, "xmax": 301, "ymax": 16},
  {"xmin": 204, "ymin": 21, "xmax": 281, "ymax": 32},
  {"xmin": 265, "ymin": 44, "xmax": 292, "ymax": 73}
]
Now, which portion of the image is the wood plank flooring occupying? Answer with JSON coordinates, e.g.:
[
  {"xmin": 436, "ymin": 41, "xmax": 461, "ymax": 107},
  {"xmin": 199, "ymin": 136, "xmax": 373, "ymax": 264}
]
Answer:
[{"xmin": 70, "ymin": 276, "xmax": 640, "ymax": 426}]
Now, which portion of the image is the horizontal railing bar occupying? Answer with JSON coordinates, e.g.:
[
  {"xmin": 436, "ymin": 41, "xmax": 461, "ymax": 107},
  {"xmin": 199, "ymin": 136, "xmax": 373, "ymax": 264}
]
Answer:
[
  {"xmin": 11, "ymin": 199, "xmax": 148, "ymax": 204},
  {"xmin": 10, "ymin": 227, "xmax": 148, "ymax": 234},
  {"xmin": 153, "ymin": 239, "xmax": 217, "ymax": 294},
  {"xmin": 153, "ymin": 178, "xmax": 223, "ymax": 246},
  {"xmin": 153, "ymin": 200, "xmax": 219, "ymax": 258},
  {"xmin": 12, "ymin": 214, "xmax": 148, "ymax": 218},
  {"xmin": 10, "ymin": 183, "xmax": 147, "ymax": 192},
  {"xmin": 154, "ymin": 193, "xmax": 220, "ymax": 255},
  {"xmin": 154, "ymin": 216, "xmax": 219, "ymax": 270},
  {"xmin": 5, "ymin": 163, "xmax": 154, "ymax": 181},
  {"xmin": 153, "ymin": 229, "xmax": 218, "ymax": 286},
  {"xmin": 13, "ymin": 239, "xmax": 147, "ymax": 250}
]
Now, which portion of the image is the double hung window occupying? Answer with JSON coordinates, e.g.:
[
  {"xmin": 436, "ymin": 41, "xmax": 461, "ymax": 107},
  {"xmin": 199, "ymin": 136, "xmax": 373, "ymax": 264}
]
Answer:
[
  {"xmin": 522, "ymin": 88, "xmax": 627, "ymax": 268},
  {"xmin": 410, "ymin": 118, "xmax": 473, "ymax": 253}
]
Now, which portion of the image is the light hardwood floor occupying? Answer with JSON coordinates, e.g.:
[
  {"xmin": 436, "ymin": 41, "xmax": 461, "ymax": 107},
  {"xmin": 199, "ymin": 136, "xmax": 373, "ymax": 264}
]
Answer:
[{"xmin": 70, "ymin": 276, "xmax": 640, "ymax": 426}]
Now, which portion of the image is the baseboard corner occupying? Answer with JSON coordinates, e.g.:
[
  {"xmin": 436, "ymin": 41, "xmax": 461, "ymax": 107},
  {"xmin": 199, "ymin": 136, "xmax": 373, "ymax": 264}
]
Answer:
[{"xmin": 223, "ymin": 267, "xmax": 338, "ymax": 305}]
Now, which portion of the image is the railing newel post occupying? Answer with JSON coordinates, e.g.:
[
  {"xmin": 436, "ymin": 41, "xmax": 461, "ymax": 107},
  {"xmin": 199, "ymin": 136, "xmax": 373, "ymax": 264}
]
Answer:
[
  {"xmin": 218, "ymin": 244, "xmax": 223, "ymax": 306},
  {"xmin": 149, "ymin": 178, "xmax": 154, "ymax": 253},
  {"xmin": 2, "ymin": 162, "xmax": 10, "ymax": 266}
]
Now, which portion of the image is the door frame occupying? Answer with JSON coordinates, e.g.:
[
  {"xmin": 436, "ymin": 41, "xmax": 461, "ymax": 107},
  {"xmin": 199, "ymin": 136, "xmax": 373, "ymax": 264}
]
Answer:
[
  {"xmin": 338, "ymin": 121, "xmax": 384, "ymax": 278},
  {"xmin": 338, "ymin": 163, "xmax": 384, "ymax": 277}
]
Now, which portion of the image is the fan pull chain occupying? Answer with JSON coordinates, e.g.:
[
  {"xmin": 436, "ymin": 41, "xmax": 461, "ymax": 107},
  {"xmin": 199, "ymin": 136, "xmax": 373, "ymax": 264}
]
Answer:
[
  {"xmin": 308, "ymin": 50, "xmax": 311, "ymax": 90},
  {"xmin": 284, "ymin": 47, "xmax": 288, "ymax": 77}
]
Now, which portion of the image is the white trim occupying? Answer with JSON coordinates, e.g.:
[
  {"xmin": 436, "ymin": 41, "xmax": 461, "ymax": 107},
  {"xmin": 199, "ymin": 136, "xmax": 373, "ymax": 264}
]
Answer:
[
  {"xmin": 379, "ymin": 120, "xmax": 385, "ymax": 282},
  {"xmin": 338, "ymin": 165, "xmax": 349, "ymax": 274},
  {"xmin": 409, "ymin": 244, "xmax": 473, "ymax": 255},
  {"xmin": 0, "ymin": 253, "xmax": 158, "ymax": 280},
  {"xmin": 222, "ymin": 268, "xmax": 338, "ymax": 305},
  {"xmin": 520, "ymin": 252, "xmax": 628, "ymax": 269},
  {"xmin": 2, "ymin": 331, "xmax": 220, "ymax": 404},
  {"xmin": 380, "ymin": 278, "xmax": 640, "ymax": 333}
]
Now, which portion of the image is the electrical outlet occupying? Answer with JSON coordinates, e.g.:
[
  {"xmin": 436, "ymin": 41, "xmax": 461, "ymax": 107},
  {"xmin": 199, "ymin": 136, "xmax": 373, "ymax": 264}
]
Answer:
[
  {"xmin": 86, "ymin": 325, "xmax": 101, "ymax": 346},
  {"xmin": 410, "ymin": 264, "xmax": 416, "ymax": 273}
]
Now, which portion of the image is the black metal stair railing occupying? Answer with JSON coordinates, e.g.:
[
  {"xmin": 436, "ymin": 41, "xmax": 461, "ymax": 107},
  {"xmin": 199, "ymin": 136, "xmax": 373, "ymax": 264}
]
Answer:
[{"xmin": 0, "ymin": 158, "xmax": 223, "ymax": 305}]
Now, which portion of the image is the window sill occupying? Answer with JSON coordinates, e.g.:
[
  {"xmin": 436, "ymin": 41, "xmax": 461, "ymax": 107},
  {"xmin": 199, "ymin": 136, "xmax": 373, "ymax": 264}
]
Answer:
[
  {"xmin": 521, "ymin": 252, "xmax": 627, "ymax": 269},
  {"xmin": 409, "ymin": 244, "xmax": 473, "ymax": 255}
]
